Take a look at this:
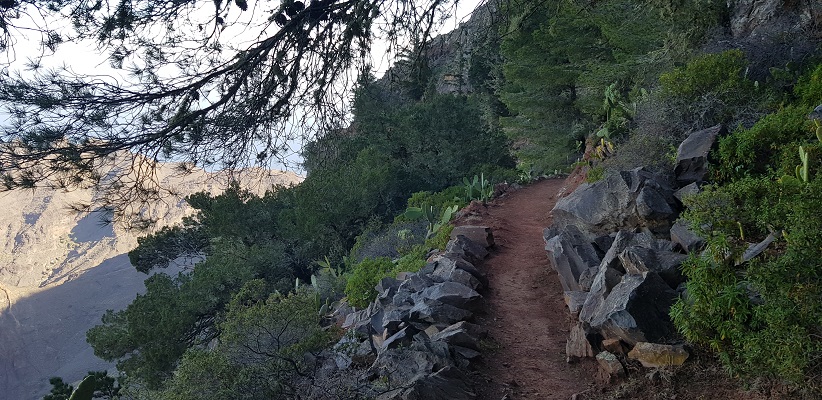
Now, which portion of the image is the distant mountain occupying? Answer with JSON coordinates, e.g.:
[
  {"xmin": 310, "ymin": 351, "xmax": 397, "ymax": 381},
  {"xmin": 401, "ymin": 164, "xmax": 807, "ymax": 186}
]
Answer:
[{"xmin": 0, "ymin": 161, "xmax": 301, "ymax": 400}]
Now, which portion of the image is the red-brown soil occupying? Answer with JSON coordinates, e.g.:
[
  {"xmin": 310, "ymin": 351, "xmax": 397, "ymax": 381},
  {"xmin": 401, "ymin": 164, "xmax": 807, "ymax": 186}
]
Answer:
[{"xmin": 457, "ymin": 174, "xmax": 794, "ymax": 400}]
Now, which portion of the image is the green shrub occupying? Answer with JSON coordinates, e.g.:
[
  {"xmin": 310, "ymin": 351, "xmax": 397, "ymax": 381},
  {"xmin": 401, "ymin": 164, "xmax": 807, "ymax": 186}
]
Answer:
[
  {"xmin": 585, "ymin": 165, "xmax": 605, "ymax": 182},
  {"xmin": 716, "ymin": 106, "xmax": 812, "ymax": 181},
  {"xmin": 794, "ymin": 62, "xmax": 822, "ymax": 107},
  {"xmin": 392, "ymin": 245, "xmax": 429, "ymax": 276},
  {"xmin": 398, "ymin": 187, "xmax": 465, "ymax": 221},
  {"xmin": 660, "ymin": 50, "xmax": 751, "ymax": 99},
  {"xmin": 658, "ymin": 49, "xmax": 762, "ymax": 130},
  {"xmin": 348, "ymin": 220, "xmax": 427, "ymax": 265},
  {"xmin": 344, "ymin": 258, "xmax": 394, "ymax": 309},
  {"xmin": 673, "ymin": 176, "xmax": 822, "ymax": 388},
  {"xmin": 425, "ymin": 224, "xmax": 454, "ymax": 251}
]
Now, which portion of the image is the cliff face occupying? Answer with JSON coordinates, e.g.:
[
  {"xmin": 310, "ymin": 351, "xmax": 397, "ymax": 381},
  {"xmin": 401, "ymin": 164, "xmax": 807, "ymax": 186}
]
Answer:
[
  {"xmin": 0, "ymin": 163, "xmax": 301, "ymax": 400},
  {"xmin": 730, "ymin": 0, "xmax": 822, "ymax": 39}
]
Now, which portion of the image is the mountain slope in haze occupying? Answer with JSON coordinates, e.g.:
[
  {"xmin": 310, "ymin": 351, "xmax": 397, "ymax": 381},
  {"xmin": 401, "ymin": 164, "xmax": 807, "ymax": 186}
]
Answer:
[{"xmin": 0, "ymin": 162, "xmax": 301, "ymax": 400}]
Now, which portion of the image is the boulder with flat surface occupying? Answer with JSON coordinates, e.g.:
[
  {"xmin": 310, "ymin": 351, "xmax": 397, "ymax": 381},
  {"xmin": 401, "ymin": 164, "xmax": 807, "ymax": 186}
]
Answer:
[{"xmin": 674, "ymin": 124, "xmax": 726, "ymax": 185}]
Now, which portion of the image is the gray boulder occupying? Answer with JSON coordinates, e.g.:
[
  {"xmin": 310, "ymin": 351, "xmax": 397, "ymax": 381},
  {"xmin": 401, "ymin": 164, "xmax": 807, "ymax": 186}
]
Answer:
[
  {"xmin": 673, "ymin": 182, "xmax": 700, "ymax": 204},
  {"xmin": 566, "ymin": 322, "xmax": 595, "ymax": 362},
  {"xmin": 432, "ymin": 255, "xmax": 487, "ymax": 289},
  {"xmin": 674, "ymin": 124, "xmax": 727, "ymax": 185},
  {"xmin": 409, "ymin": 299, "xmax": 473, "ymax": 325},
  {"xmin": 444, "ymin": 235, "xmax": 489, "ymax": 264},
  {"xmin": 430, "ymin": 321, "xmax": 488, "ymax": 351},
  {"xmin": 382, "ymin": 306, "xmax": 412, "ymax": 336},
  {"xmin": 390, "ymin": 366, "xmax": 476, "ymax": 400},
  {"xmin": 586, "ymin": 272, "xmax": 678, "ymax": 345},
  {"xmin": 564, "ymin": 291, "xmax": 588, "ymax": 318},
  {"xmin": 450, "ymin": 225, "xmax": 494, "ymax": 248},
  {"xmin": 421, "ymin": 281, "xmax": 483, "ymax": 312},
  {"xmin": 544, "ymin": 225, "xmax": 601, "ymax": 292},
  {"xmin": 552, "ymin": 168, "xmax": 679, "ymax": 236},
  {"xmin": 670, "ymin": 220, "xmax": 705, "ymax": 254}
]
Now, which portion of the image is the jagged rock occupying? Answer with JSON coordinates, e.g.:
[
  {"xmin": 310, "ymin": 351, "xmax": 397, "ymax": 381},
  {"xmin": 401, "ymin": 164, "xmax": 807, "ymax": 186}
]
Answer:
[
  {"xmin": 564, "ymin": 291, "xmax": 588, "ymax": 318},
  {"xmin": 581, "ymin": 231, "xmax": 654, "ymax": 322},
  {"xmin": 450, "ymin": 225, "xmax": 494, "ymax": 248},
  {"xmin": 586, "ymin": 272, "xmax": 678, "ymax": 345},
  {"xmin": 444, "ymin": 235, "xmax": 489, "ymax": 264},
  {"xmin": 343, "ymin": 301, "xmax": 383, "ymax": 336},
  {"xmin": 430, "ymin": 321, "xmax": 488, "ymax": 351},
  {"xmin": 552, "ymin": 172, "xmax": 634, "ymax": 235},
  {"xmin": 544, "ymin": 225, "xmax": 601, "ymax": 292},
  {"xmin": 432, "ymin": 256, "xmax": 483, "ymax": 290},
  {"xmin": 619, "ymin": 247, "xmax": 687, "ymax": 290},
  {"xmin": 602, "ymin": 338, "xmax": 626, "ymax": 355},
  {"xmin": 593, "ymin": 234, "xmax": 616, "ymax": 257},
  {"xmin": 553, "ymin": 168, "xmax": 678, "ymax": 236},
  {"xmin": 421, "ymin": 281, "xmax": 483, "ymax": 312},
  {"xmin": 566, "ymin": 322, "xmax": 595, "ymax": 362},
  {"xmin": 392, "ymin": 366, "xmax": 477, "ymax": 400},
  {"xmin": 628, "ymin": 342, "xmax": 689, "ymax": 368},
  {"xmin": 730, "ymin": 0, "xmax": 822, "ymax": 39},
  {"xmin": 655, "ymin": 251, "xmax": 688, "ymax": 289},
  {"xmin": 409, "ymin": 299, "xmax": 473, "ymax": 325},
  {"xmin": 670, "ymin": 220, "xmax": 705, "ymax": 254},
  {"xmin": 451, "ymin": 345, "xmax": 481, "ymax": 360},
  {"xmin": 636, "ymin": 185, "xmax": 675, "ymax": 221},
  {"xmin": 674, "ymin": 125, "xmax": 726, "ymax": 185},
  {"xmin": 399, "ymin": 272, "xmax": 439, "ymax": 293},
  {"xmin": 383, "ymin": 306, "xmax": 412, "ymax": 336},
  {"xmin": 333, "ymin": 333, "xmax": 374, "ymax": 369},
  {"xmin": 377, "ymin": 277, "xmax": 402, "ymax": 306},
  {"xmin": 596, "ymin": 351, "xmax": 625, "ymax": 378},
  {"xmin": 372, "ymin": 338, "xmax": 454, "ymax": 390},
  {"xmin": 673, "ymin": 182, "xmax": 700, "ymax": 204},
  {"xmin": 382, "ymin": 326, "xmax": 419, "ymax": 352},
  {"xmin": 435, "ymin": 254, "xmax": 489, "ymax": 288}
]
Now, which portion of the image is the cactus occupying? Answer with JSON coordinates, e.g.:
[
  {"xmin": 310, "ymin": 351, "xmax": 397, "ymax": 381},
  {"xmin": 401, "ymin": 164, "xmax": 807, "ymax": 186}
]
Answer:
[
  {"xmin": 68, "ymin": 376, "xmax": 95, "ymax": 400},
  {"xmin": 463, "ymin": 173, "xmax": 493, "ymax": 204},
  {"xmin": 796, "ymin": 145, "xmax": 810, "ymax": 183},
  {"xmin": 815, "ymin": 120, "xmax": 822, "ymax": 143}
]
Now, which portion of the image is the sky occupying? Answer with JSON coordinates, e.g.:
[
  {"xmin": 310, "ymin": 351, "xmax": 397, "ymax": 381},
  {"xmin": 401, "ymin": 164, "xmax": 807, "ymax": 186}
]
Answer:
[{"xmin": 0, "ymin": 0, "xmax": 484, "ymax": 172}]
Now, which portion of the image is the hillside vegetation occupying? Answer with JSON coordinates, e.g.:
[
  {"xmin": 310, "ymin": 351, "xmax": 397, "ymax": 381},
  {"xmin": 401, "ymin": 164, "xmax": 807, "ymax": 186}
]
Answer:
[{"xmin": 54, "ymin": 0, "xmax": 822, "ymax": 398}]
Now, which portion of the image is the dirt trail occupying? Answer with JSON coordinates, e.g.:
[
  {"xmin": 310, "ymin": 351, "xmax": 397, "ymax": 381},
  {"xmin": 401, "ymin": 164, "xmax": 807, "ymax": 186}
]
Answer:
[{"xmin": 461, "ymin": 177, "xmax": 597, "ymax": 400}]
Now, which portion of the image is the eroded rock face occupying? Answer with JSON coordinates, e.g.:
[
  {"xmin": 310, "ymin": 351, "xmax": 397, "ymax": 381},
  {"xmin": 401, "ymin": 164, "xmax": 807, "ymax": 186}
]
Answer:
[{"xmin": 730, "ymin": 0, "xmax": 822, "ymax": 39}]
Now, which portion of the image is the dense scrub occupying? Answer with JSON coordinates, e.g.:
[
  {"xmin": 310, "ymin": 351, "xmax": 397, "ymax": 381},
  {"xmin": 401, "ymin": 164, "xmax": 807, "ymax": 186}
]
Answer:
[{"xmin": 669, "ymin": 62, "xmax": 822, "ymax": 391}]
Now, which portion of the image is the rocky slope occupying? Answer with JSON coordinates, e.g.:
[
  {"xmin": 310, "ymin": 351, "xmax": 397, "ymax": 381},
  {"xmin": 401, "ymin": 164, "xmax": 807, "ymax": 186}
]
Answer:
[{"xmin": 0, "ymin": 162, "xmax": 301, "ymax": 400}]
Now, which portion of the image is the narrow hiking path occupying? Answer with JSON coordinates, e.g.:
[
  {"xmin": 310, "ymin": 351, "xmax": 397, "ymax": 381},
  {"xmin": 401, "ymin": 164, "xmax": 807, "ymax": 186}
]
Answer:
[{"xmin": 458, "ymin": 177, "xmax": 597, "ymax": 400}]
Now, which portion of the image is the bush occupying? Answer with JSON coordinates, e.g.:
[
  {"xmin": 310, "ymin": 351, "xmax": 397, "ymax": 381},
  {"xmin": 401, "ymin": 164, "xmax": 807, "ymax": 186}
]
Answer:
[
  {"xmin": 794, "ymin": 62, "xmax": 822, "ymax": 107},
  {"xmin": 425, "ymin": 224, "xmax": 454, "ymax": 252},
  {"xmin": 673, "ymin": 176, "xmax": 822, "ymax": 388},
  {"xmin": 344, "ymin": 258, "xmax": 394, "ymax": 309},
  {"xmin": 715, "ymin": 106, "xmax": 813, "ymax": 181},
  {"xmin": 399, "ymin": 187, "xmax": 466, "ymax": 220},
  {"xmin": 658, "ymin": 49, "xmax": 763, "ymax": 131},
  {"xmin": 348, "ymin": 220, "xmax": 427, "ymax": 265},
  {"xmin": 392, "ymin": 245, "xmax": 429, "ymax": 276}
]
